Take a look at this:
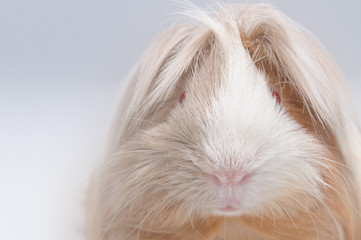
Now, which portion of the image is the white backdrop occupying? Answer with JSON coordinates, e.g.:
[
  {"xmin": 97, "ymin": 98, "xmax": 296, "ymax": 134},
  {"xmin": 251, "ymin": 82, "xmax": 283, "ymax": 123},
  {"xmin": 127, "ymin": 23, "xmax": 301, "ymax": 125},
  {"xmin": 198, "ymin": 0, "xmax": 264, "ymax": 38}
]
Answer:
[{"xmin": 0, "ymin": 1, "xmax": 360, "ymax": 240}]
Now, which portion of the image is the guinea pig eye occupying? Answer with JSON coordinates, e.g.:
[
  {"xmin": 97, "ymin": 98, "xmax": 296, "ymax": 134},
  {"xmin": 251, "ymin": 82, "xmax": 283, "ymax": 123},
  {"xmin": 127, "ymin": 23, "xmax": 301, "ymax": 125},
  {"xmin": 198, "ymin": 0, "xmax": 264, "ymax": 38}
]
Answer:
[
  {"xmin": 272, "ymin": 90, "xmax": 281, "ymax": 104},
  {"xmin": 179, "ymin": 91, "xmax": 186, "ymax": 104}
]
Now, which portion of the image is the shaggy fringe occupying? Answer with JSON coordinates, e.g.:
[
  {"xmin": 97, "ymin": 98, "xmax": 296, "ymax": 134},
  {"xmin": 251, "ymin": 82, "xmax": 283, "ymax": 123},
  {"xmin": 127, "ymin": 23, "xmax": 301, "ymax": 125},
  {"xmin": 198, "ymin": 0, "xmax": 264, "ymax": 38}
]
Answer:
[{"xmin": 87, "ymin": 3, "xmax": 361, "ymax": 240}]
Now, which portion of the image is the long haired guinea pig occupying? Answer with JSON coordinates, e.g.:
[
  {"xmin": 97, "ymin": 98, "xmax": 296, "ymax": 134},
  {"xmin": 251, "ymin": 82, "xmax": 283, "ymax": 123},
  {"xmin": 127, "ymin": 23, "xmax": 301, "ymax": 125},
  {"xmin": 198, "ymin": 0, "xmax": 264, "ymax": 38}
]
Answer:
[{"xmin": 87, "ymin": 3, "xmax": 361, "ymax": 240}]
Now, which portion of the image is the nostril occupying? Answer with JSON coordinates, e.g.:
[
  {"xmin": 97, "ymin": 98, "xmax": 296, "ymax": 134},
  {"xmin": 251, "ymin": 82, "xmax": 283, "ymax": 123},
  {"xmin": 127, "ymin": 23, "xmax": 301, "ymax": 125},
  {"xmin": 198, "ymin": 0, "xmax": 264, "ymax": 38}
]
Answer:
[
  {"xmin": 234, "ymin": 172, "xmax": 253, "ymax": 186},
  {"xmin": 208, "ymin": 173, "xmax": 222, "ymax": 186},
  {"xmin": 208, "ymin": 171, "xmax": 253, "ymax": 187}
]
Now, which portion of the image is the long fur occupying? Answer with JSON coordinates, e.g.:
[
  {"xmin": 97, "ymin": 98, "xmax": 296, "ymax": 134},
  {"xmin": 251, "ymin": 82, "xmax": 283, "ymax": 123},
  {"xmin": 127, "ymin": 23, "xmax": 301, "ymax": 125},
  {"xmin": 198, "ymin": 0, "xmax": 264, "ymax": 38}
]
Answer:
[{"xmin": 87, "ymin": 3, "xmax": 361, "ymax": 240}]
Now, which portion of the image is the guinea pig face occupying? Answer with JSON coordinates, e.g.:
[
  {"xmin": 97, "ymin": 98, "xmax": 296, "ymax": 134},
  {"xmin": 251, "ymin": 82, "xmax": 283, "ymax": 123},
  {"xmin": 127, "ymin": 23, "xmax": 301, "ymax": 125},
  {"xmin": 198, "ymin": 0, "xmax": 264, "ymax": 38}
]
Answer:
[
  {"xmin": 89, "ymin": 5, "xmax": 361, "ymax": 239},
  {"xmin": 136, "ymin": 45, "xmax": 328, "ymax": 219}
]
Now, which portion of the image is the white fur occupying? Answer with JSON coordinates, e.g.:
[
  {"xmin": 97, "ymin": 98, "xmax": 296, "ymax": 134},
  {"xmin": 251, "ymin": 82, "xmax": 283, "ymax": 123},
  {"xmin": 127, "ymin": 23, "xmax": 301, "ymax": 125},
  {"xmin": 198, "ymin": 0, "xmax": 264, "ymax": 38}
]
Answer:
[{"xmin": 88, "ymin": 3, "xmax": 361, "ymax": 240}]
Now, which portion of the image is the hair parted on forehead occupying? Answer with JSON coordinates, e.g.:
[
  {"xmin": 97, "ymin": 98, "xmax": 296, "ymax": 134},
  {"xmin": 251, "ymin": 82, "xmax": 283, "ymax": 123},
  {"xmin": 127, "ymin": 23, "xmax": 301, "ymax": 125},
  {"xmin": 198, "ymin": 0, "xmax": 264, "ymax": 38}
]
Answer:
[
  {"xmin": 87, "ymin": 3, "xmax": 361, "ymax": 240},
  {"xmin": 109, "ymin": 3, "xmax": 361, "ymax": 190}
]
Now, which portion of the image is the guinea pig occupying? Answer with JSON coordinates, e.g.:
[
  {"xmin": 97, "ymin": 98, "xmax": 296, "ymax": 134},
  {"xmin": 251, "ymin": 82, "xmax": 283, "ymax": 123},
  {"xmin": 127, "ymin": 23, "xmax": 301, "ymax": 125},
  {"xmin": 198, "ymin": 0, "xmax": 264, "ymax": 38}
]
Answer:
[{"xmin": 87, "ymin": 3, "xmax": 361, "ymax": 240}]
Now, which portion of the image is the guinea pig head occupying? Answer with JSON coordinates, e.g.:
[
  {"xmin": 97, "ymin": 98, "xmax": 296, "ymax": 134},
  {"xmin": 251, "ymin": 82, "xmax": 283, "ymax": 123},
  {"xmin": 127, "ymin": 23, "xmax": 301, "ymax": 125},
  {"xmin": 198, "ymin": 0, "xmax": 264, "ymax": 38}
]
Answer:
[
  {"xmin": 137, "ymin": 33, "xmax": 327, "ymax": 219},
  {"xmin": 94, "ymin": 5, "xmax": 360, "ymax": 240}
]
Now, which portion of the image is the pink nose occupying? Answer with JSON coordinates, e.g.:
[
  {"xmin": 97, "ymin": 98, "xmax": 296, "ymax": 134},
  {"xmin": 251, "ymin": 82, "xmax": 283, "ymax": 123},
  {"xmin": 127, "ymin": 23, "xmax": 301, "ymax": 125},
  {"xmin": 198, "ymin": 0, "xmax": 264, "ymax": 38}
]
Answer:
[{"xmin": 208, "ymin": 170, "xmax": 251, "ymax": 187}]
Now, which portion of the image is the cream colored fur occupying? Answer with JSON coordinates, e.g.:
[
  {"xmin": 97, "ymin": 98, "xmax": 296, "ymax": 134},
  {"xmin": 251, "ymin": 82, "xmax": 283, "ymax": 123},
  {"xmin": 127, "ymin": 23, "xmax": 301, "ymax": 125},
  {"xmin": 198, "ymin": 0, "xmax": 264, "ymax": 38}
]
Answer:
[{"xmin": 87, "ymin": 3, "xmax": 361, "ymax": 240}]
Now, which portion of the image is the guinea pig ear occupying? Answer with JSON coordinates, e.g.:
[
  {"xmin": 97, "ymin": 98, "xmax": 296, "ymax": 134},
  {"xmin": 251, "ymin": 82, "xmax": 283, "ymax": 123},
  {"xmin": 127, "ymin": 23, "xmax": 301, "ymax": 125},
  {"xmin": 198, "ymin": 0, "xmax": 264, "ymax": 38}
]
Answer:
[
  {"xmin": 238, "ymin": 6, "xmax": 350, "ymax": 134},
  {"xmin": 110, "ymin": 25, "xmax": 209, "ymax": 147}
]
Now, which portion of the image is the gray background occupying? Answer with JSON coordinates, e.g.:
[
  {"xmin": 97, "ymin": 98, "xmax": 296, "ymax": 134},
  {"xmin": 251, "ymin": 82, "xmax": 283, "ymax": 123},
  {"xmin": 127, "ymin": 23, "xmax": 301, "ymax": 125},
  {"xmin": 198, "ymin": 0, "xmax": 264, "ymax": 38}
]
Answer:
[{"xmin": 0, "ymin": 1, "xmax": 360, "ymax": 240}]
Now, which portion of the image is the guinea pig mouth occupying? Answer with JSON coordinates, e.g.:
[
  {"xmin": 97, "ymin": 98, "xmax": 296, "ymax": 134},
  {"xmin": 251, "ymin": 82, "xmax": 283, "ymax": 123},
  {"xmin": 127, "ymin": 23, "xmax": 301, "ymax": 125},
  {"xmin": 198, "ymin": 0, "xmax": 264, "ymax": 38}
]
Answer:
[
  {"xmin": 218, "ymin": 205, "xmax": 238, "ymax": 212},
  {"xmin": 213, "ymin": 195, "xmax": 244, "ymax": 215},
  {"xmin": 213, "ymin": 204, "xmax": 243, "ymax": 216}
]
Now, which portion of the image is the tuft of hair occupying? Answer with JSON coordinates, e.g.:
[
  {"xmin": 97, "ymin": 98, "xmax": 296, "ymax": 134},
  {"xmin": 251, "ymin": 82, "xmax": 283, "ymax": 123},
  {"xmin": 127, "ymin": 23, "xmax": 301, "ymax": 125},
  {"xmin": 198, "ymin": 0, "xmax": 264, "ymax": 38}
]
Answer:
[{"xmin": 87, "ymin": 3, "xmax": 361, "ymax": 240}]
